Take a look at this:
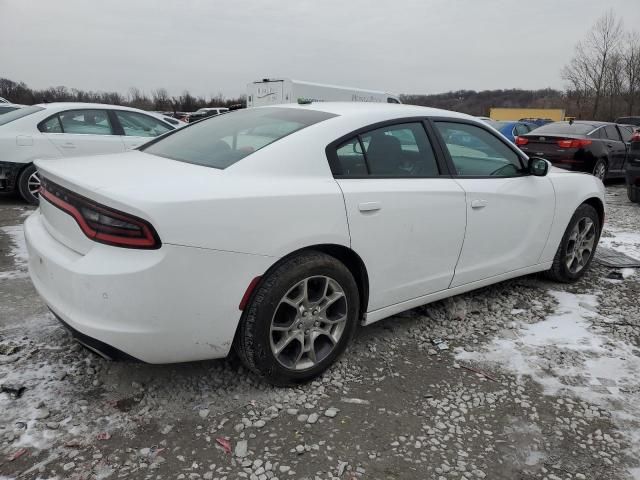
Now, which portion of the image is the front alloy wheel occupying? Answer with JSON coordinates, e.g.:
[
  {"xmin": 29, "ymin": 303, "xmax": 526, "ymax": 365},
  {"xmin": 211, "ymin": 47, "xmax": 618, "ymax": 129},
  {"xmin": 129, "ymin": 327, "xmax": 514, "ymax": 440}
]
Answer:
[
  {"xmin": 593, "ymin": 160, "xmax": 607, "ymax": 180},
  {"xmin": 17, "ymin": 164, "xmax": 41, "ymax": 205},
  {"xmin": 546, "ymin": 203, "xmax": 600, "ymax": 283},
  {"xmin": 565, "ymin": 217, "xmax": 596, "ymax": 274}
]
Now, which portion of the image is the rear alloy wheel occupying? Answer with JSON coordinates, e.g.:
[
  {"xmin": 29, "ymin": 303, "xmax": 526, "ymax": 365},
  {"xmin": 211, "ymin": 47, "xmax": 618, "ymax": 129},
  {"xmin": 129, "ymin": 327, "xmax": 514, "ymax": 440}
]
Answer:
[
  {"xmin": 17, "ymin": 164, "xmax": 41, "ymax": 205},
  {"xmin": 592, "ymin": 160, "xmax": 607, "ymax": 181},
  {"xmin": 546, "ymin": 204, "xmax": 600, "ymax": 282},
  {"xmin": 235, "ymin": 251, "xmax": 359, "ymax": 386}
]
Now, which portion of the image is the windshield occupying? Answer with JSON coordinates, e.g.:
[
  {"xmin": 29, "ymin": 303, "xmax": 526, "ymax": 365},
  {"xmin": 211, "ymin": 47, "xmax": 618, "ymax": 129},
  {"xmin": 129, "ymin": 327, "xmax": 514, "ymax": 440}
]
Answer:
[
  {"xmin": 532, "ymin": 122, "xmax": 595, "ymax": 135},
  {"xmin": 143, "ymin": 107, "xmax": 337, "ymax": 169},
  {"xmin": 0, "ymin": 105, "xmax": 44, "ymax": 126}
]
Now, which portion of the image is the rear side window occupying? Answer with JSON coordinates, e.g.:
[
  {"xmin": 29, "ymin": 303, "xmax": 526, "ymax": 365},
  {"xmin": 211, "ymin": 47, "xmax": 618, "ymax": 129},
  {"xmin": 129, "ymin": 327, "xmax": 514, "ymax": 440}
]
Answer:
[
  {"xmin": 58, "ymin": 109, "xmax": 113, "ymax": 135},
  {"xmin": 331, "ymin": 122, "xmax": 439, "ymax": 177},
  {"xmin": 435, "ymin": 122, "xmax": 523, "ymax": 177},
  {"xmin": 143, "ymin": 107, "xmax": 336, "ymax": 169},
  {"xmin": 514, "ymin": 124, "xmax": 530, "ymax": 136},
  {"xmin": 115, "ymin": 111, "xmax": 172, "ymax": 137},
  {"xmin": 39, "ymin": 115, "xmax": 63, "ymax": 133}
]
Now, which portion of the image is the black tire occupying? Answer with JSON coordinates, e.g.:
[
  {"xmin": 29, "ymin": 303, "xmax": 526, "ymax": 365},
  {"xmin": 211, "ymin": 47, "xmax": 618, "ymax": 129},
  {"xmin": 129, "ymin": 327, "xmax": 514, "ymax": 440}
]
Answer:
[
  {"xmin": 546, "ymin": 204, "xmax": 601, "ymax": 283},
  {"xmin": 628, "ymin": 184, "xmax": 639, "ymax": 203},
  {"xmin": 592, "ymin": 159, "xmax": 608, "ymax": 181},
  {"xmin": 17, "ymin": 164, "xmax": 40, "ymax": 205},
  {"xmin": 235, "ymin": 251, "xmax": 360, "ymax": 386}
]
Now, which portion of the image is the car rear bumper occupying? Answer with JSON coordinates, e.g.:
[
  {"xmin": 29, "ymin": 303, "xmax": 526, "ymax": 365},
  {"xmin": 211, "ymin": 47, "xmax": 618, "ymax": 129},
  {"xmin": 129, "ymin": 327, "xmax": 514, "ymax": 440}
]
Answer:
[
  {"xmin": 0, "ymin": 161, "xmax": 25, "ymax": 193},
  {"xmin": 24, "ymin": 210, "xmax": 273, "ymax": 363}
]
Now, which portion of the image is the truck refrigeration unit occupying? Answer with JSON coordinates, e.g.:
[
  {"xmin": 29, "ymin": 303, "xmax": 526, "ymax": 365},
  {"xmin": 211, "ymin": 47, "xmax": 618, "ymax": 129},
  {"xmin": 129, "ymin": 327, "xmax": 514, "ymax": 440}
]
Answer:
[{"xmin": 246, "ymin": 78, "xmax": 401, "ymax": 107}]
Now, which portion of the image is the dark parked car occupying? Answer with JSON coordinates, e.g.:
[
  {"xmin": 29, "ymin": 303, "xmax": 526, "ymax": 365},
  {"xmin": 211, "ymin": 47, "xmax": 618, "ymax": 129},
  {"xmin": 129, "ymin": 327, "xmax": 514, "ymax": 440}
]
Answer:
[
  {"xmin": 625, "ymin": 129, "xmax": 640, "ymax": 202},
  {"xmin": 615, "ymin": 116, "xmax": 640, "ymax": 127},
  {"xmin": 516, "ymin": 121, "xmax": 630, "ymax": 180}
]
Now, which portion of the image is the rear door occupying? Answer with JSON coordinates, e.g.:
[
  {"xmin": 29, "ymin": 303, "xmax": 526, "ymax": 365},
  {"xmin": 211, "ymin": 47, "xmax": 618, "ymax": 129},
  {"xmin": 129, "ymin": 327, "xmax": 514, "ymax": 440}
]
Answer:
[
  {"xmin": 112, "ymin": 110, "xmax": 173, "ymax": 150},
  {"xmin": 41, "ymin": 109, "xmax": 125, "ymax": 157},
  {"xmin": 329, "ymin": 120, "xmax": 467, "ymax": 311},
  {"xmin": 604, "ymin": 125, "xmax": 626, "ymax": 172},
  {"xmin": 432, "ymin": 120, "xmax": 555, "ymax": 287}
]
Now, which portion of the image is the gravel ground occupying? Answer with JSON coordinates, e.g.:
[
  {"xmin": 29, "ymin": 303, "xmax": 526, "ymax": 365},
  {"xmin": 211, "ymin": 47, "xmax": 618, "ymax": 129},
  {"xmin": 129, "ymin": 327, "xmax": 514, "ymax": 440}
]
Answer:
[{"xmin": 1, "ymin": 184, "xmax": 640, "ymax": 480}]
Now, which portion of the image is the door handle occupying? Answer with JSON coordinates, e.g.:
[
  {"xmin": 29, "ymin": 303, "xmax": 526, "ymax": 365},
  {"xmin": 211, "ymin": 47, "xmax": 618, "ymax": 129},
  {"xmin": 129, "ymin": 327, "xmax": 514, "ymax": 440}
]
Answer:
[
  {"xmin": 471, "ymin": 199, "xmax": 488, "ymax": 209},
  {"xmin": 358, "ymin": 201, "xmax": 382, "ymax": 212},
  {"xmin": 60, "ymin": 142, "xmax": 76, "ymax": 149}
]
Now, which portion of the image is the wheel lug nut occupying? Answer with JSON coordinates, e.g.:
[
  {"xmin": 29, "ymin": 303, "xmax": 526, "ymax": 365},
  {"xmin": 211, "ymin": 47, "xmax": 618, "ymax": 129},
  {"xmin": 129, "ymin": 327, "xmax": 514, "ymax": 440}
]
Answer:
[
  {"xmin": 297, "ymin": 323, "xmax": 302, "ymax": 329},
  {"xmin": 305, "ymin": 330, "xmax": 309, "ymax": 335},
  {"xmin": 314, "ymin": 321, "xmax": 319, "ymax": 327}
]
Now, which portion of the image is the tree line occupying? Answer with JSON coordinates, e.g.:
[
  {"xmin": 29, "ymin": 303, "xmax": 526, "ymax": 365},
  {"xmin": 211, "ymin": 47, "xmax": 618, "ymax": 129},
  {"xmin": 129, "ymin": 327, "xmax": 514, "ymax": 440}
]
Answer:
[
  {"xmin": 1, "ymin": 10, "xmax": 639, "ymax": 121},
  {"xmin": 0, "ymin": 78, "xmax": 245, "ymax": 113}
]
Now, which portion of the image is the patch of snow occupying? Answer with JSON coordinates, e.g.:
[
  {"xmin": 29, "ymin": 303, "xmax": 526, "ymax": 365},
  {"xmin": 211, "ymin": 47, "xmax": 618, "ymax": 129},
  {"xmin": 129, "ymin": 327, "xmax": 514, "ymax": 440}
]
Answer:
[
  {"xmin": 457, "ymin": 290, "xmax": 640, "ymax": 477},
  {"xmin": 0, "ymin": 225, "xmax": 28, "ymax": 280},
  {"xmin": 600, "ymin": 227, "xmax": 640, "ymax": 261}
]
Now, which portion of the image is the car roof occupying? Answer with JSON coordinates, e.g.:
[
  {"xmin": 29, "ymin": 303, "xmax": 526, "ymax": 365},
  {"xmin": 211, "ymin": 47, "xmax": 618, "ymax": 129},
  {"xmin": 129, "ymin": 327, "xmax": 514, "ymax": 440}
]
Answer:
[
  {"xmin": 34, "ymin": 102, "xmax": 153, "ymax": 113},
  {"xmin": 268, "ymin": 102, "xmax": 477, "ymax": 123}
]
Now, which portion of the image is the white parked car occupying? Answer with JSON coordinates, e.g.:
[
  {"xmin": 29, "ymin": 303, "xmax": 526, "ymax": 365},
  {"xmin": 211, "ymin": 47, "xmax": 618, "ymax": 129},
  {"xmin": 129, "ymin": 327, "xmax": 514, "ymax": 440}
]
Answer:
[
  {"xmin": 24, "ymin": 103, "xmax": 605, "ymax": 385},
  {"xmin": 0, "ymin": 103, "xmax": 181, "ymax": 204}
]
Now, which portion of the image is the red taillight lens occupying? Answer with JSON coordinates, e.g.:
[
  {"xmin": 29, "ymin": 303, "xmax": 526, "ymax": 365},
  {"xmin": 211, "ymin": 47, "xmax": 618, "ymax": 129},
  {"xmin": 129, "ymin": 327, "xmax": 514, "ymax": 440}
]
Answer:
[
  {"xmin": 557, "ymin": 138, "xmax": 592, "ymax": 148},
  {"xmin": 515, "ymin": 136, "xmax": 528, "ymax": 146},
  {"xmin": 39, "ymin": 177, "xmax": 161, "ymax": 249}
]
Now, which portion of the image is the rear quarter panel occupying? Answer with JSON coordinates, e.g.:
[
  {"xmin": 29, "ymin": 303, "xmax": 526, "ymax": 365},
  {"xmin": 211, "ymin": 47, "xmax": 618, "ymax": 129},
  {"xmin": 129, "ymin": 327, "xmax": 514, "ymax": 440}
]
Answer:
[{"xmin": 539, "ymin": 170, "xmax": 606, "ymax": 263}]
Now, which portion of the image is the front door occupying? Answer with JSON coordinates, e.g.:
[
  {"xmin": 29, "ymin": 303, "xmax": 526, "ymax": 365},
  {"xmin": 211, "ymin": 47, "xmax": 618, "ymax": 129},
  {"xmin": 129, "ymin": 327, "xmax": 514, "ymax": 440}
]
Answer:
[
  {"xmin": 604, "ymin": 125, "xmax": 627, "ymax": 172},
  {"xmin": 112, "ymin": 110, "xmax": 173, "ymax": 150},
  {"xmin": 432, "ymin": 120, "xmax": 555, "ymax": 287},
  {"xmin": 331, "ymin": 121, "xmax": 467, "ymax": 311}
]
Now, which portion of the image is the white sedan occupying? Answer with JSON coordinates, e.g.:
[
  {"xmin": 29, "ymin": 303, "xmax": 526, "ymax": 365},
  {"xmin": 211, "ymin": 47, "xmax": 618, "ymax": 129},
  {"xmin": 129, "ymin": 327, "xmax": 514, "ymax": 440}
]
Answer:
[
  {"xmin": 24, "ymin": 103, "xmax": 605, "ymax": 385},
  {"xmin": 0, "ymin": 102, "xmax": 181, "ymax": 204}
]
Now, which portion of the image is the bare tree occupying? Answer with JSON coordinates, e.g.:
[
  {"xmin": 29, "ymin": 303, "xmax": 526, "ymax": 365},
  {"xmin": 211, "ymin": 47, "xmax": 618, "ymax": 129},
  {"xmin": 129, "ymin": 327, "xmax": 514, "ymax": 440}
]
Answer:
[
  {"xmin": 563, "ymin": 10, "xmax": 623, "ymax": 119},
  {"xmin": 623, "ymin": 31, "xmax": 640, "ymax": 115}
]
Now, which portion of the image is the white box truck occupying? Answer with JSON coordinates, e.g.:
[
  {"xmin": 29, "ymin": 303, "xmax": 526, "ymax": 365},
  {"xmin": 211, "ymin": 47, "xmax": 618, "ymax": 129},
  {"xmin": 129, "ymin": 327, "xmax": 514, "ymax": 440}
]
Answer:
[{"xmin": 246, "ymin": 78, "xmax": 401, "ymax": 107}]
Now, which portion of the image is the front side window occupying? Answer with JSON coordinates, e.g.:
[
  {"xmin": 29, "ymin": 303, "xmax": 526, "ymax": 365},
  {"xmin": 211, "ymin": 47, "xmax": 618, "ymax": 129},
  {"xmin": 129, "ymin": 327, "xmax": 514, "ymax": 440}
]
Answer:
[
  {"xmin": 619, "ymin": 126, "xmax": 634, "ymax": 142},
  {"xmin": 332, "ymin": 122, "xmax": 439, "ymax": 177},
  {"xmin": 143, "ymin": 107, "xmax": 336, "ymax": 169},
  {"xmin": 604, "ymin": 125, "xmax": 621, "ymax": 141},
  {"xmin": 435, "ymin": 122, "xmax": 523, "ymax": 177},
  {"xmin": 59, "ymin": 109, "xmax": 113, "ymax": 135},
  {"xmin": 115, "ymin": 111, "xmax": 172, "ymax": 137}
]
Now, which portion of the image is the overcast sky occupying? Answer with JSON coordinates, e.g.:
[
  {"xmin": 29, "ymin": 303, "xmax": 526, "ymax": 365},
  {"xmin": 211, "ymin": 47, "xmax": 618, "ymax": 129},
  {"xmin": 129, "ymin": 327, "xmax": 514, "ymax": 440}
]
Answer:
[{"xmin": 1, "ymin": 0, "xmax": 639, "ymax": 99}]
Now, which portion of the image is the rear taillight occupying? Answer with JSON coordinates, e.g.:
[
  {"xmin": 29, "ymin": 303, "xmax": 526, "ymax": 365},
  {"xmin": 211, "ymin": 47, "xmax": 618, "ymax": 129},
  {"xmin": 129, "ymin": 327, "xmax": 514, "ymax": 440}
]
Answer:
[
  {"xmin": 39, "ymin": 177, "xmax": 161, "ymax": 249},
  {"xmin": 515, "ymin": 136, "xmax": 528, "ymax": 146},
  {"xmin": 556, "ymin": 139, "xmax": 592, "ymax": 148}
]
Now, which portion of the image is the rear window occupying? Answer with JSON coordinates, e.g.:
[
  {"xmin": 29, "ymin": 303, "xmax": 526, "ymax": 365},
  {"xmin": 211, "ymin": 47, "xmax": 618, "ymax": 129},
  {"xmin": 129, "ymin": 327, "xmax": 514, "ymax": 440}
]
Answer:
[
  {"xmin": 143, "ymin": 107, "xmax": 336, "ymax": 169},
  {"xmin": 532, "ymin": 122, "xmax": 596, "ymax": 135},
  {"xmin": 0, "ymin": 105, "xmax": 44, "ymax": 126}
]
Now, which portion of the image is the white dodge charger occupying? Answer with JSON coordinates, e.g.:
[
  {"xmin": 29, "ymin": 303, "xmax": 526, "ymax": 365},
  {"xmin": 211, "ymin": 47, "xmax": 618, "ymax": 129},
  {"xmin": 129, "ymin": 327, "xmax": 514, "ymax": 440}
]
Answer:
[{"xmin": 24, "ymin": 103, "xmax": 605, "ymax": 385}]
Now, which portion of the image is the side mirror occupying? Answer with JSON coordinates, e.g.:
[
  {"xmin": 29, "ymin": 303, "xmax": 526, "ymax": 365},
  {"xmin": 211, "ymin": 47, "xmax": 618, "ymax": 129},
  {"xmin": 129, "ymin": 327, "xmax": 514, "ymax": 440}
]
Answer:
[{"xmin": 528, "ymin": 157, "xmax": 549, "ymax": 177}]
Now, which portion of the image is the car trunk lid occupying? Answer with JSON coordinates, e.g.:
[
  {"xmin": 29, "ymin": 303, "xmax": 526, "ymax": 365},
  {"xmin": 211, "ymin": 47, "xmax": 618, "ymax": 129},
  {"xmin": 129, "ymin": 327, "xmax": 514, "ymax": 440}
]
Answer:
[{"xmin": 35, "ymin": 151, "xmax": 225, "ymax": 253}]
